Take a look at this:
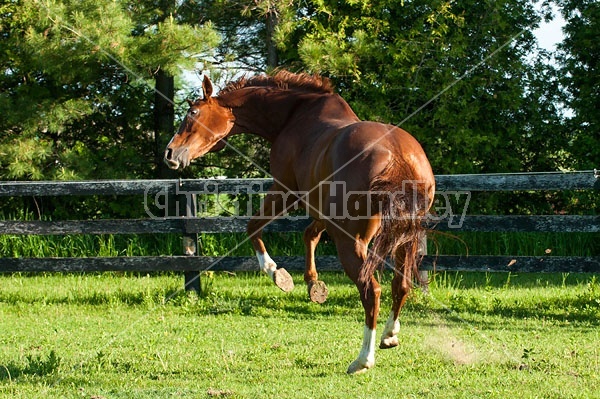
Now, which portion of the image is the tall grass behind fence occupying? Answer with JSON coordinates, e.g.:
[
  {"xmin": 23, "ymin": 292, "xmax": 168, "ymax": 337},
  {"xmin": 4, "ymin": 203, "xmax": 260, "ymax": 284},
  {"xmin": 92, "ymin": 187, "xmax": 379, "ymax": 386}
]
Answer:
[{"xmin": 0, "ymin": 172, "xmax": 598, "ymax": 276}]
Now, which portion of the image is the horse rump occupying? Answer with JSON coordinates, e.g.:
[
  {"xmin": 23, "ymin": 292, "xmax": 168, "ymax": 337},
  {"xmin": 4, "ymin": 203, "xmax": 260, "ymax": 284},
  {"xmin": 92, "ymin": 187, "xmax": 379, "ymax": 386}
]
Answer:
[{"xmin": 359, "ymin": 160, "xmax": 430, "ymax": 287}]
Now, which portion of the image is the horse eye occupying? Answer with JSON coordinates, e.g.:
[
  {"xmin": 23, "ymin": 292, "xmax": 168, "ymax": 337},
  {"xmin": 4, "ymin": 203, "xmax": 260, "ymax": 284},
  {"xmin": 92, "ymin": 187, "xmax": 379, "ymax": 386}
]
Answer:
[{"xmin": 190, "ymin": 109, "xmax": 199, "ymax": 115}]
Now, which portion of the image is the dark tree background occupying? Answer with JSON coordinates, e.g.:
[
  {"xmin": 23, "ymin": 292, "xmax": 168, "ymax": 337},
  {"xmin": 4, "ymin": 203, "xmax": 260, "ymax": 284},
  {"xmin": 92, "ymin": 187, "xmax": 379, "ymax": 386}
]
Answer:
[{"xmin": 1, "ymin": 0, "xmax": 597, "ymax": 219}]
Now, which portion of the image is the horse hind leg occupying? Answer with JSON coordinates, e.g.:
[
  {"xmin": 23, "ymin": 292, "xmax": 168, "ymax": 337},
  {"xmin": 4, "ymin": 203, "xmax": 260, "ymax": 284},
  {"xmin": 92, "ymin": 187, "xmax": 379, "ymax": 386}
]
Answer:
[
  {"xmin": 380, "ymin": 244, "xmax": 416, "ymax": 349},
  {"xmin": 303, "ymin": 219, "xmax": 328, "ymax": 303},
  {"xmin": 334, "ymin": 236, "xmax": 381, "ymax": 374},
  {"xmin": 379, "ymin": 275, "xmax": 406, "ymax": 349},
  {"xmin": 348, "ymin": 271, "xmax": 381, "ymax": 374}
]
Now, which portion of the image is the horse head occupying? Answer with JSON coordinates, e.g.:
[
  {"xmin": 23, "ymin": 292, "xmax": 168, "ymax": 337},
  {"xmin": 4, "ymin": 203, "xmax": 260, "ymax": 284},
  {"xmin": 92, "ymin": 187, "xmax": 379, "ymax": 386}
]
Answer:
[{"xmin": 164, "ymin": 76, "xmax": 233, "ymax": 170}]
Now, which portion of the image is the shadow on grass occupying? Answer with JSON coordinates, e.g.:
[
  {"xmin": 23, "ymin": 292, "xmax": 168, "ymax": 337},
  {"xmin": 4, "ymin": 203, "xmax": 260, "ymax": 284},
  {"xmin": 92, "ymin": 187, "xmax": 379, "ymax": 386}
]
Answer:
[
  {"xmin": 0, "ymin": 350, "xmax": 61, "ymax": 381},
  {"xmin": 186, "ymin": 272, "xmax": 600, "ymax": 326},
  {"xmin": 3, "ymin": 271, "xmax": 599, "ymax": 326},
  {"xmin": 0, "ymin": 289, "xmax": 180, "ymax": 307},
  {"xmin": 430, "ymin": 282, "xmax": 600, "ymax": 326},
  {"xmin": 435, "ymin": 296, "xmax": 600, "ymax": 326}
]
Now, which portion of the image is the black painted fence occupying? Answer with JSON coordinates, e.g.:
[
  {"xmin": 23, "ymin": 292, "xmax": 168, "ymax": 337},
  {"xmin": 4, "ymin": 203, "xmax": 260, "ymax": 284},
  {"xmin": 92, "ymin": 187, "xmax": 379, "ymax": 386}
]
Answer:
[{"xmin": 1, "ymin": 171, "xmax": 599, "ymax": 290}]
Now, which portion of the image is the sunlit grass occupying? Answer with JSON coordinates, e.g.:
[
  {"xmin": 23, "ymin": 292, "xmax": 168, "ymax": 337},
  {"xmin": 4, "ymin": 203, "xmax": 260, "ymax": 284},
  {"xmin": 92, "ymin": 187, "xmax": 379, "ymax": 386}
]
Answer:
[
  {"xmin": 0, "ymin": 230, "xmax": 597, "ymax": 258},
  {"xmin": 1, "ymin": 272, "xmax": 599, "ymax": 398}
]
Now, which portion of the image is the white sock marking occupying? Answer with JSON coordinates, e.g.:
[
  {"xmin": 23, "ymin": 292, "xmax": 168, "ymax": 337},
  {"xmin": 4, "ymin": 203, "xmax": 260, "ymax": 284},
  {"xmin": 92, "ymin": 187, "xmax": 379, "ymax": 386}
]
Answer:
[
  {"xmin": 256, "ymin": 250, "xmax": 277, "ymax": 278},
  {"xmin": 382, "ymin": 311, "xmax": 400, "ymax": 338},
  {"xmin": 380, "ymin": 311, "xmax": 400, "ymax": 348},
  {"xmin": 358, "ymin": 325, "xmax": 376, "ymax": 366}
]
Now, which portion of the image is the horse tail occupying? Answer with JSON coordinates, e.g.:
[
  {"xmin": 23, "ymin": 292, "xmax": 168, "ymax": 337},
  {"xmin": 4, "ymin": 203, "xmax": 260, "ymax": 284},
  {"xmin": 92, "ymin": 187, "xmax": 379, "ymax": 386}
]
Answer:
[{"xmin": 359, "ymin": 160, "xmax": 430, "ymax": 287}]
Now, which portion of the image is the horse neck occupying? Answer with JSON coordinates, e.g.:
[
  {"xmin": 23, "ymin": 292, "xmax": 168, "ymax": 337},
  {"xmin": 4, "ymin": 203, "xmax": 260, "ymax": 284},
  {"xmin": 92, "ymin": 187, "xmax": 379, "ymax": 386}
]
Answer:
[{"xmin": 219, "ymin": 88, "xmax": 313, "ymax": 142}]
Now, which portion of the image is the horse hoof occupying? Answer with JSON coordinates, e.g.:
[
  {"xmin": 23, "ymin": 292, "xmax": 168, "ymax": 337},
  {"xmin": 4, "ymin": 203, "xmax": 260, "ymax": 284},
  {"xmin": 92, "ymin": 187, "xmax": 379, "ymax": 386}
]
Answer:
[
  {"xmin": 379, "ymin": 336, "xmax": 399, "ymax": 349},
  {"xmin": 346, "ymin": 359, "xmax": 373, "ymax": 375},
  {"xmin": 308, "ymin": 280, "xmax": 328, "ymax": 303},
  {"xmin": 273, "ymin": 268, "xmax": 294, "ymax": 292}
]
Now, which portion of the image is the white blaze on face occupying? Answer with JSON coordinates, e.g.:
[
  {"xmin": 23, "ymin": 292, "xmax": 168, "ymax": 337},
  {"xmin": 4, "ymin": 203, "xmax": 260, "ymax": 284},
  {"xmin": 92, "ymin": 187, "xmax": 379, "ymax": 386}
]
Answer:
[{"xmin": 255, "ymin": 251, "xmax": 277, "ymax": 278}]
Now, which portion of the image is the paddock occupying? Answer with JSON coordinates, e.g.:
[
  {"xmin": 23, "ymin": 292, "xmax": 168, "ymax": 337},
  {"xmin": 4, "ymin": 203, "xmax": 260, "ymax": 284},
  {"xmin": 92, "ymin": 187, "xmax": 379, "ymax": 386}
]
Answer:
[
  {"xmin": 0, "ymin": 171, "xmax": 599, "ymax": 396},
  {"xmin": 1, "ymin": 271, "xmax": 599, "ymax": 398},
  {"xmin": 1, "ymin": 171, "xmax": 598, "ymax": 282}
]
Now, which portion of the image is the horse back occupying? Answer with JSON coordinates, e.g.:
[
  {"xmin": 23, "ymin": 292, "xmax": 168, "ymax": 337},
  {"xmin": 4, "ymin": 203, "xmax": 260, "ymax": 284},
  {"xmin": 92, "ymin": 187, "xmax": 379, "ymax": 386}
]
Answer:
[{"xmin": 321, "ymin": 121, "xmax": 434, "ymax": 192}]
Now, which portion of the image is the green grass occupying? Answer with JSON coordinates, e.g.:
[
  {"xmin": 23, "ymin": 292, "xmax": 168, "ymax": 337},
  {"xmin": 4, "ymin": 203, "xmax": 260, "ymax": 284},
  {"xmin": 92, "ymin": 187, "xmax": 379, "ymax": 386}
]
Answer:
[
  {"xmin": 428, "ymin": 231, "xmax": 599, "ymax": 257},
  {"xmin": 2, "ymin": 208, "xmax": 598, "ymax": 258},
  {"xmin": 1, "ymin": 231, "xmax": 598, "ymax": 258},
  {"xmin": 1, "ymin": 271, "xmax": 599, "ymax": 398},
  {"xmin": 0, "ymin": 233, "xmax": 182, "ymax": 258}
]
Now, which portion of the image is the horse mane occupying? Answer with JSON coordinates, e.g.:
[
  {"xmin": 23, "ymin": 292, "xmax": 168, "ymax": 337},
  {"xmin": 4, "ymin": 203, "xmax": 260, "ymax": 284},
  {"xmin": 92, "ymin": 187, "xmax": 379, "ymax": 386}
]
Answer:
[{"xmin": 220, "ymin": 70, "xmax": 334, "ymax": 96}]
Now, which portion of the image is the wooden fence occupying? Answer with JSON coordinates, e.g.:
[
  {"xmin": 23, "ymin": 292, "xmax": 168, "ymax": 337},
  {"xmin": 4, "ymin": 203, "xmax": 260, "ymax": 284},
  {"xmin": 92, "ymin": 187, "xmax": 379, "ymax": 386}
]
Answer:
[{"xmin": 1, "ymin": 171, "xmax": 599, "ymax": 291}]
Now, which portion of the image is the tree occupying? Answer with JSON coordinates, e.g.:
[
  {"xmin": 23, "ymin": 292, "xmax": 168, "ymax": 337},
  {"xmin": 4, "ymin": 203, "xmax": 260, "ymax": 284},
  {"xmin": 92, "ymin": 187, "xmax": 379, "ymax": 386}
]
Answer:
[
  {"xmin": 0, "ymin": 0, "xmax": 218, "ymax": 218},
  {"xmin": 190, "ymin": 0, "xmax": 580, "ymax": 214},
  {"xmin": 182, "ymin": 0, "xmax": 292, "ymax": 77},
  {"xmin": 275, "ymin": 0, "xmax": 565, "ymax": 177},
  {"xmin": 0, "ymin": 0, "xmax": 218, "ymax": 182},
  {"xmin": 556, "ymin": 0, "xmax": 600, "ymax": 171},
  {"xmin": 167, "ymin": 1, "xmax": 292, "ymax": 179}
]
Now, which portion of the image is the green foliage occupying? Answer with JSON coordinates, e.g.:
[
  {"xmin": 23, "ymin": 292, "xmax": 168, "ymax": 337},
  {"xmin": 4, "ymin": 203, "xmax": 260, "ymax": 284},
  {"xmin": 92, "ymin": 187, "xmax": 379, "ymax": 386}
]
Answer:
[
  {"xmin": 555, "ymin": 0, "xmax": 600, "ymax": 170},
  {"xmin": 0, "ymin": 0, "xmax": 218, "ymax": 183},
  {"xmin": 190, "ymin": 0, "xmax": 598, "ymax": 213},
  {"xmin": 275, "ymin": 0, "xmax": 563, "ymax": 176},
  {"xmin": 0, "ymin": 0, "xmax": 220, "ymax": 219},
  {"xmin": 0, "ymin": 138, "xmax": 53, "ymax": 180},
  {"xmin": 429, "ymin": 231, "xmax": 599, "ymax": 257},
  {"xmin": 23, "ymin": 350, "xmax": 61, "ymax": 376},
  {"xmin": 181, "ymin": 0, "xmax": 285, "ymax": 74},
  {"xmin": 1, "ymin": 350, "xmax": 62, "ymax": 381},
  {"xmin": 1, "ymin": 0, "xmax": 598, "ymax": 220}
]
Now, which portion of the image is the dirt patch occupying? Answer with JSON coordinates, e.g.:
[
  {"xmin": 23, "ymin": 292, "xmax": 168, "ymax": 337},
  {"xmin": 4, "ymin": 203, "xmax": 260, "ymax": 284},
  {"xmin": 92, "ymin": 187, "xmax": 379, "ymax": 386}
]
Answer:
[{"xmin": 424, "ymin": 322, "xmax": 479, "ymax": 365}]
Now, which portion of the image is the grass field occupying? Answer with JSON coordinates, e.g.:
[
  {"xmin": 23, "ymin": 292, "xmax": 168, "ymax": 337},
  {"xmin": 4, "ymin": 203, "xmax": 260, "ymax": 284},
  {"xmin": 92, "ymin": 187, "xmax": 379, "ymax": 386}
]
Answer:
[
  {"xmin": 1, "ymin": 230, "xmax": 598, "ymax": 261},
  {"xmin": 1, "ymin": 271, "xmax": 599, "ymax": 398}
]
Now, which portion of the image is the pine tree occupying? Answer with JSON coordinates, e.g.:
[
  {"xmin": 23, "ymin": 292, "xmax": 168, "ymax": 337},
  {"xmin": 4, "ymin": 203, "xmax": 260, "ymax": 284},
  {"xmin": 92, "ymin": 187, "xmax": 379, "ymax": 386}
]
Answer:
[
  {"xmin": 0, "ymin": 0, "xmax": 219, "ymax": 181},
  {"xmin": 556, "ymin": 0, "xmax": 600, "ymax": 170},
  {"xmin": 276, "ymin": 0, "xmax": 563, "ymax": 175}
]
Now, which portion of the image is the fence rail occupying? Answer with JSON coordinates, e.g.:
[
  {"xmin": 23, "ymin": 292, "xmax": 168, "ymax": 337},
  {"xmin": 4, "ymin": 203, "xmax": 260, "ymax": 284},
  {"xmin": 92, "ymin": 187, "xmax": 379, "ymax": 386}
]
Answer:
[
  {"xmin": 1, "ymin": 170, "xmax": 599, "ymax": 288},
  {"xmin": 1, "ymin": 255, "xmax": 599, "ymax": 274},
  {"xmin": 1, "ymin": 215, "xmax": 599, "ymax": 235},
  {"xmin": 1, "ymin": 170, "xmax": 598, "ymax": 197}
]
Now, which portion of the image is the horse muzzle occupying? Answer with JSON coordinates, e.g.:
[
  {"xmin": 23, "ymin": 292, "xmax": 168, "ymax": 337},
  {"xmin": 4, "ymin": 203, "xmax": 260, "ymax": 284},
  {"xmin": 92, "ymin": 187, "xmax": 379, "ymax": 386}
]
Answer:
[{"xmin": 164, "ymin": 147, "xmax": 190, "ymax": 170}]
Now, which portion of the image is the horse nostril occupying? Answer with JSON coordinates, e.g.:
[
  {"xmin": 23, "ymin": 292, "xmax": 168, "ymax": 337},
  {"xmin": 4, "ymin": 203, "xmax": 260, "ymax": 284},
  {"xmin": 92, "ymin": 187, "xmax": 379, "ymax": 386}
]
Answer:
[{"xmin": 165, "ymin": 148, "xmax": 173, "ymax": 160}]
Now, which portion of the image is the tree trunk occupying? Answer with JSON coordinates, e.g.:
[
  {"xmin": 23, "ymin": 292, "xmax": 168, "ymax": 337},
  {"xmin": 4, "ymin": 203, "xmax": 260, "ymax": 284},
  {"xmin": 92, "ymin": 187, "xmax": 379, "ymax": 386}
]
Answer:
[
  {"xmin": 265, "ymin": 9, "xmax": 279, "ymax": 69},
  {"xmin": 154, "ymin": 69, "xmax": 177, "ymax": 179}
]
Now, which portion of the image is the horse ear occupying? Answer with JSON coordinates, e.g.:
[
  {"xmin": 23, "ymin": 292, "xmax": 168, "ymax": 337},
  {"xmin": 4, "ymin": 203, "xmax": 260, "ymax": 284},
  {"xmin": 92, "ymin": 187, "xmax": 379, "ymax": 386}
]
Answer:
[
  {"xmin": 202, "ymin": 75, "xmax": 213, "ymax": 100},
  {"xmin": 186, "ymin": 99, "xmax": 194, "ymax": 106}
]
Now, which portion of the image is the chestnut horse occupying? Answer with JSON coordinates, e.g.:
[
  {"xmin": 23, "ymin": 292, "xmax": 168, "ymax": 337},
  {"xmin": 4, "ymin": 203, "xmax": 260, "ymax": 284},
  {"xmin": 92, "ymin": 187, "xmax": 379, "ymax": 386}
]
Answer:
[{"xmin": 165, "ymin": 71, "xmax": 435, "ymax": 374}]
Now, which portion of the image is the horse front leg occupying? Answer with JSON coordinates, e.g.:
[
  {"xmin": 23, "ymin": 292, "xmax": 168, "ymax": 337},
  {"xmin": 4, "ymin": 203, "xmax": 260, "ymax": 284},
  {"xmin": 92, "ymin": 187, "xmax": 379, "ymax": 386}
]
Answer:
[
  {"xmin": 303, "ymin": 219, "xmax": 328, "ymax": 303},
  {"xmin": 246, "ymin": 190, "xmax": 294, "ymax": 292},
  {"xmin": 380, "ymin": 231, "xmax": 424, "ymax": 349}
]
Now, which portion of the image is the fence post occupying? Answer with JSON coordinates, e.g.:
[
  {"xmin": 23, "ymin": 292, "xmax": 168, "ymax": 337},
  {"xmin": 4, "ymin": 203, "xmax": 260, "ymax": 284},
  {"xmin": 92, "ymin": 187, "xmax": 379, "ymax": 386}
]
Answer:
[{"xmin": 182, "ymin": 193, "xmax": 200, "ymax": 293}]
